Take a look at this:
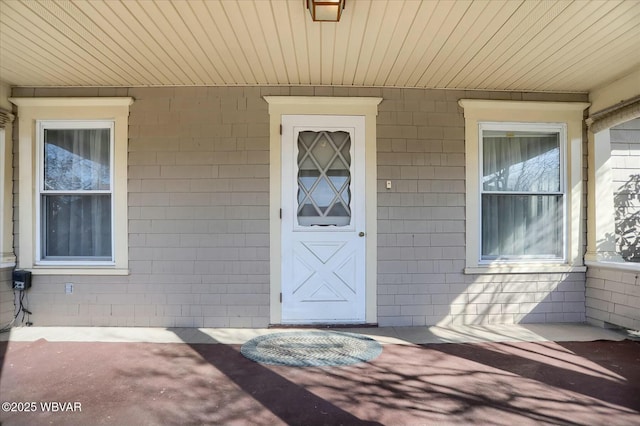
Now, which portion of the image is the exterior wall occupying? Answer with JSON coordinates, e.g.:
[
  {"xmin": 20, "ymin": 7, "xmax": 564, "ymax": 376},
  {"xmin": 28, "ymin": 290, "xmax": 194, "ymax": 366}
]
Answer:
[
  {"xmin": 610, "ymin": 118, "xmax": 640, "ymax": 261},
  {"xmin": 586, "ymin": 266, "xmax": 640, "ymax": 330},
  {"xmin": 127, "ymin": 86, "xmax": 271, "ymax": 327},
  {"xmin": 11, "ymin": 86, "xmax": 273, "ymax": 327},
  {"xmin": 376, "ymin": 89, "xmax": 588, "ymax": 326},
  {"xmin": 11, "ymin": 86, "xmax": 589, "ymax": 327},
  {"xmin": 0, "ymin": 268, "xmax": 13, "ymax": 324},
  {"xmin": 584, "ymin": 118, "xmax": 640, "ymax": 331}
]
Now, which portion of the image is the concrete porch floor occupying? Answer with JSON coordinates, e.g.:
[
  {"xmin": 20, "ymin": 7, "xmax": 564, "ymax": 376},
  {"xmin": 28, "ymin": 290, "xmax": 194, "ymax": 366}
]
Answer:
[
  {"xmin": 1, "ymin": 323, "xmax": 639, "ymax": 425},
  {"xmin": 0, "ymin": 322, "xmax": 632, "ymax": 345}
]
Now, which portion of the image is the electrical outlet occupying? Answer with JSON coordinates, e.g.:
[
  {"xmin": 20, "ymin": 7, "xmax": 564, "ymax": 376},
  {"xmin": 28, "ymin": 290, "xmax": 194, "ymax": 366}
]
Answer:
[{"xmin": 65, "ymin": 283, "xmax": 74, "ymax": 294}]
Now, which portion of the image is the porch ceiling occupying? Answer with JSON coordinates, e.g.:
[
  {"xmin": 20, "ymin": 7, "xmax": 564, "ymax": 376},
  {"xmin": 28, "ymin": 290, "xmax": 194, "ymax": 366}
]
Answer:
[{"xmin": 1, "ymin": 0, "xmax": 639, "ymax": 92}]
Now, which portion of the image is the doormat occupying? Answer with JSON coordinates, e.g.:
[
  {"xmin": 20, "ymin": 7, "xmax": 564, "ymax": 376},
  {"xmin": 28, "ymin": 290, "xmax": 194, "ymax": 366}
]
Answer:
[{"xmin": 240, "ymin": 330, "xmax": 383, "ymax": 367}]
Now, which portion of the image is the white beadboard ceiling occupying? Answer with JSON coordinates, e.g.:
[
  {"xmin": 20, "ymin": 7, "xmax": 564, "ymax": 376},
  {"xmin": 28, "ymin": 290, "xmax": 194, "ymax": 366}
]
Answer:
[{"xmin": 1, "ymin": 0, "xmax": 639, "ymax": 92}]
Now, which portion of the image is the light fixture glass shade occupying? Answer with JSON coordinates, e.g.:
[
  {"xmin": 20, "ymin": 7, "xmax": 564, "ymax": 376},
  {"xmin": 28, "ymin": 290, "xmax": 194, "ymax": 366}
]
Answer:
[{"xmin": 307, "ymin": 0, "xmax": 345, "ymax": 22}]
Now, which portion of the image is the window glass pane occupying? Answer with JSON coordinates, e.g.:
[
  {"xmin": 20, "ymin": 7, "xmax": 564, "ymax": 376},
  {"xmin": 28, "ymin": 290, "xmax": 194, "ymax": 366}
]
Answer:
[
  {"xmin": 482, "ymin": 194, "xmax": 563, "ymax": 259},
  {"xmin": 44, "ymin": 128, "xmax": 110, "ymax": 191},
  {"xmin": 297, "ymin": 131, "xmax": 351, "ymax": 226},
  {"xmin": 483, "ymin": 131, "xmax": 559, "ymax": 192},
  {"xmin": 42, "ymin": 195, "xmax": 112, "ymax": 259}
]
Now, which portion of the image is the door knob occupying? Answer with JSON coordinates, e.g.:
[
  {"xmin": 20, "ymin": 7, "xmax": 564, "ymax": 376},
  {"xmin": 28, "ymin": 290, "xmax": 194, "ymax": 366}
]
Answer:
[{"xmin": 358, "ymin": 232, "xmax": 365, "ymax": 237}]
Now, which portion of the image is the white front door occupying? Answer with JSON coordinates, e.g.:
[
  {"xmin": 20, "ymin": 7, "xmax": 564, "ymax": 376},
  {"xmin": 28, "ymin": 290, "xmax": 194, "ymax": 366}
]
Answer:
[{"xmin": 281, "ymin": 115, "xmax": 366, "ymax": 324}]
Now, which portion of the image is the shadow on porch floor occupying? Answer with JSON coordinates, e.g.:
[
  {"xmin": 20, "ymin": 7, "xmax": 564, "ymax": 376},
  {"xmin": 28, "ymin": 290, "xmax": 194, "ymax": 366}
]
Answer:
[{"xmin": 0, "ymin": 324, "xmax": 638, "ymax": 425}]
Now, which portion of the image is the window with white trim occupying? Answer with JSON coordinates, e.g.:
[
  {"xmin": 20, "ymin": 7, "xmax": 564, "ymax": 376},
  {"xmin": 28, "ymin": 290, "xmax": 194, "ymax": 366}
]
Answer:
[
  {"xmin": 479, "ymin": 123, "xmax": 565, "ymax": 261},
  {"xmin": 9, "ymin": 97, "xmax": 132, "ymax": 275},
  {"xmin": 38, "ymin": 121, "xmax": 114, "ymax": 263},
  {"xmin": 459, "ymin": 99, "xmax": 589, "ymax": 274}
]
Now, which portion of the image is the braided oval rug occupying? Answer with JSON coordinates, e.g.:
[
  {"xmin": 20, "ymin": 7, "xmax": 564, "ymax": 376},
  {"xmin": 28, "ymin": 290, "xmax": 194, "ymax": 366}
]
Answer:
[{"xmin": 240, "ymin": 330, "xmax": 383, "ymax": 367}]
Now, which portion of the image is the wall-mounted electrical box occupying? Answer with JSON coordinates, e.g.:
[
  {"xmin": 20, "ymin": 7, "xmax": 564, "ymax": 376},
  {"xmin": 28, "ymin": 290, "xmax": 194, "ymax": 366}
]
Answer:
[{"xmin": 12, "ymin": 270, "xmax": 32, "ymax": 290}]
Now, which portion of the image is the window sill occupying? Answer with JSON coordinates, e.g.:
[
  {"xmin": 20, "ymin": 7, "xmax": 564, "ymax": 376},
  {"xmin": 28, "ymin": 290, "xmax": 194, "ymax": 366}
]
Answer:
[
  {"xmin": 26, "ymin": 267, "xmax": 130, "ymax": 276},
  {"xmin": 464, "ymin": 264, "xmax": 587, "ymax": 275},
  {"xmin": 585, "ymin": 260, "xmax": 640, "ymax": 273}
]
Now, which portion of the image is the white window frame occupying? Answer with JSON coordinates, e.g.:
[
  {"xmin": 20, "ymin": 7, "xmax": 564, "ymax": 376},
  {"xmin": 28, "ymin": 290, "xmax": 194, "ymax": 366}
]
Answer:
[
  {"xmin": 9, "ymin": 97, "xmax": 133, "ymax": 275},
  {"xmin": 478, "ymin": 122, "xmax": 567, "ymax": 263},
  {"xmin": 459, "ymin": 99, "xmax": 590, "ymax": 274},
  {"xmin": 36, "ymin": 120, "xmax": 115, "ymax": 265}
]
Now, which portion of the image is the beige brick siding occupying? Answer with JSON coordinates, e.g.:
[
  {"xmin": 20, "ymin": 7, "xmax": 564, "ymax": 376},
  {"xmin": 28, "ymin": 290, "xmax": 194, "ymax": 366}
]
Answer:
[
  {"xmin": 586, "ymin": 267, "xmax": 640, "ymax": 330},
  {"xmin": 378, "ymin": 272, "xmax": 587, "ymax": 326},
  {"xmin": 610, "ymin": 117, "xmax": 640, "ymax": 261},
  {"xmin": 12, "ymin": 86, "xmax": 272, "ymax": 327},
  {"xmin": 376, "ymin": 88, "xmax": 588, "ymax": 326},
  {"xmin": 0, "ymin": 268, "xmax": 13, "ymax": 324},
  {"xmin": 10, "ymin": 86, "xmax": 589, "ymax": 327},
  {"xmin": 125, "ymin": 87, "xmax": 270, "ymax": 328},
  {"xmin": 584, "ymin": 118, "xmax": 640, "ymax": 331}
]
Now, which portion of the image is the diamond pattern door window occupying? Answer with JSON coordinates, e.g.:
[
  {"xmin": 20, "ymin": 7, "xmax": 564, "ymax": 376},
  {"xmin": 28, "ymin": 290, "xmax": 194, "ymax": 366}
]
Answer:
[{"xmin": 297, "ymin": 131, "xmax": 351, "ymax": 226}]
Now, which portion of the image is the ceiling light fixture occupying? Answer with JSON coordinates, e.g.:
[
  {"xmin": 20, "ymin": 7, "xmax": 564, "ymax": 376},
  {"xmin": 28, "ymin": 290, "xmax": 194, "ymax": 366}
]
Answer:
[{"xmin": 307, "ymin": 0, "xmax": 345, "ymax": 22}]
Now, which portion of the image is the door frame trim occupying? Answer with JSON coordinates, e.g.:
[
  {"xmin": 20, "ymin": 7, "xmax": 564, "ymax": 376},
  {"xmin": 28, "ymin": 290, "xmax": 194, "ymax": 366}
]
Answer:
[{"xmin": 264, "ymin": 96, "xmax": 382, "ymax": 325}]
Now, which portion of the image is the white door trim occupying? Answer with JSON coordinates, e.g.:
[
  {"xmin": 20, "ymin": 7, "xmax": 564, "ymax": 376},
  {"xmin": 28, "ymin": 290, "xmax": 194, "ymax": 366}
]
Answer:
[{"xmin": 265, "ymin": 96, "xmax": 382, "ymax": 325}]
